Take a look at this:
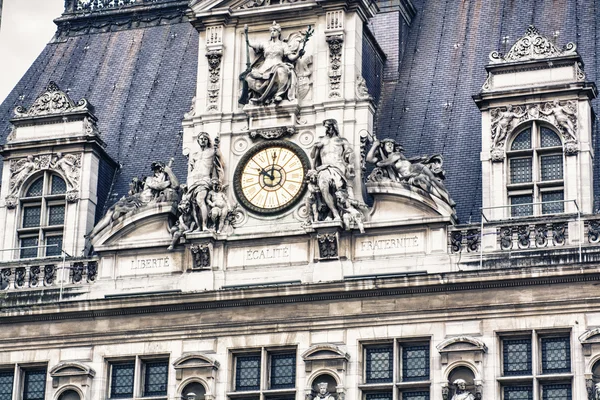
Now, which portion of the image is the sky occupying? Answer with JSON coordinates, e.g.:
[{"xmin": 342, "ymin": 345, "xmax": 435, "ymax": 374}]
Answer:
[{"xmin": 0, "ymin": 0, "xmax": 64, "ymax": 103}]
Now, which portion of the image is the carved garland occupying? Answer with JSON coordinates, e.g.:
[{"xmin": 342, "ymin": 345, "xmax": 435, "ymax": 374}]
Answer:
[
  {"xmin": 326, "ymin": 35, "xmax": 344, "ymax": 98},
  {"xmin": 5, "ymin": 153, "xmax": 82, "ymax": 209},
  {"xmin": 249, "ymin": 126, "xmax": 295, "ymax": 140},
  {"xmin": 490, "ymin": 100, "xmax": 579, "ymax": 161},
  {"xmin": 206, "ymin": 49, "xmax": 223, "ymax": 112}
]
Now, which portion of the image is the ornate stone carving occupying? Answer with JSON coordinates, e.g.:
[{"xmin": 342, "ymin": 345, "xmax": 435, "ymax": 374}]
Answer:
[
  {"xmin": 359, "ymin": 131, "xmax": 370, "ymax": 179},
  {"xmin": 326, "ymin": 35, "xmax": 344, "ymax": 98},
  {"xmin": 553, "ymin": 223, "xmax": 566, "ymax": 245},
  {"xmin": 6, "ymin": 125, "xmax": 16, "ymax": 142},
  {"xmin": 14, "ymin": 81, "xmax": 89, "ymax": 118},
  {"xmin": 576, "ymin": 62, "xmax": 586, "ymax": 81},
  {"xmin": 535, "ymin": 224, "xmax": 548, "ymax": 247},
  {"xmin": 249, "ymin": 126, "xmax": 295, "ymax": 140},
  {"xmin": 43, "ymin": 265, "xmax": 55, "ymax": 286},
  {"xmin": 450, "ymin": 231, "xmax": 463, "ymax": 253},
  {"xmin": 490, "ymin": 101, "xmax": 579, "ymax": 158},
  {"xmin": 356, "ymin": 76, "xmax": 370, "ymax": 99},
  {"xmin": 184, "ymin": 96, "xmax": 196, "ymax": 119},
  {"xmin": 585, "ymin": 378, "xmax": 594, "ymax": 400},
  {"xmin": 499, "ymin": 227, "xmax": 512, "ymax": 250},
  {"xmin": 87, "ymin": 261, "xmax": 98, "ymax": 282},
  {"xmin": 317, "ymin": 233, "xmax": 338, "ymax": 259},
  {"xmin": 51, "ymin": 152, "xmax": 82, "ymax": 190},
  {"xmin": 366, "ymin": 138, "xmax": 455, "ymax": 208},
  {"xmin": 72, "ymin": 262, "xmax": 84, "ymax": 283},
  {"xmin": 466, "ymin": 229, "xmax": 480, "ymax": 252},
  {"xmin": 5, "ymin": 195, "xmax": 18, "ymax": 210},
  {"xmin": 83, "ymin": 116, "xmax": 100, "ymax": 135},
  {"xmin": 206, "ymin": 50, "xmax": 223, "ymax": 112},
  {"xmin": 240, "ymin": 0, "xmax": 308, "ymax": 9},
  {"xmin": 76, "ymin": 0, "xmax": 136, "ymax": 11},
  {"xmin": 481, "ymin": 72, "xmax": 492, "ymax": 92},
  {"xmin": 8, "ymin": 155, "xmax": 40, "ymax": 196},
  {"xmin": 450, "ymin": 379, "xmax": 475, "ymax": 400},
  {"xmin": 442, "ymin": 385, "xmax": 449, "ymax": 400},
  {"xmin": 297, "ymin": 55, "xmax": 313, "ymax": 101},
  {"xmin": 15, "ymin": 268, "xmax": 25, "ymax": 289},
  {"xmin": 517, "ymin": 225, "xmax": 530, "ymax": 249},
  {"xmin": 191, "ymin": 244, "xmax": 210, "ymax": 269},
  {"xmin": 239, "ymin": 22, "xmax": 313, "ymax": 105},
  {"xmin": 588, "ymin": 221, "xmax": 600, "ymax": 244},
  {"xmin": 307, "ymin": 119, "xmax": 367, "ymax": 232},
  {"xmin": 29, "ymin": 266, "xmax": 40, "ymax": 287},
  {"xmin": 489, "ymin": 25, "xmax": 577, "ymax": 63},
  {"xmin": 1, "ymin": 268, "xmax": 11, "ymax": 289},
  {"xmin": 168, "ymin": 194, "xmax": 196, "ymax": 251}
]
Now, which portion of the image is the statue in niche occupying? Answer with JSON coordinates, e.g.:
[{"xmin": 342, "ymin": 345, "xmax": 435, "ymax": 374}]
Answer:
[
  {"xmin": 186, "ymin": 132, "xmax": 224, "ymax": 231},
  {"xmin": 366, "ymin": 138, "xmax": 455, "ymax": 207},
  {"xmin": 9, "ymin": 155, "xmax": 39, "ymax": 195},
  {"xmin": 239, "ymin": 21, "xmax": 313, "ymax": 105},
  {"xmin": 87, "ymin": 160, "xmax": 180, "ymax": 239},
  {"xmin": 450, "ymin": 379, "xmax": 475, "ymax": 400},
  {"xmin": 168, "ymin": 186, "xmax": 196, "ymax": 251},
  {"xmin": 50, "ymin": 152, "xmax": 80, "ymax": 189},
  {"xmin": 490, "ymin": 105, "xmax": 525, "ymax": 148},
  {"xmin": 310, "ymin": 119, "xmax": 362, "ymax": 222},
  {"xmin": 540, "ymin": 100, "xmax": 577, "ymax": 141},
  {"xmin": 315, "ymin": 383, "xmax": 335, "ymax": 400}
]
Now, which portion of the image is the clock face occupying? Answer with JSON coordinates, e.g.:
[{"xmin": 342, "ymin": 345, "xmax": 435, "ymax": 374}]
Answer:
[{"xmin": 234, "ymin": 140, "xmax": 310, "ymax": 214}]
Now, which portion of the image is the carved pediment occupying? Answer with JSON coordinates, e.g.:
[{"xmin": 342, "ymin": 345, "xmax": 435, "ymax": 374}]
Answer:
[
  {"xmin": 437, "ymin": 336, "xmax": 488, "ymax": 353},
  {"xmin": 190, "ymin": 0, "xmax": 313, "ymax": 12},
  {"xmin": 302, "ymin": 344, "xmax": 350, "ymax": 362},
  {"xmin": 579, "ymin": 328, "xmax": 600, "ymax": 344},
  {"xmin": 13, "ymin": 81, "xmax": 91, "ymax": 119},
  {"xmin": 173, "ymin": 353, "xmax": 220, "ymax": 370},
  {"xmin": 50, "ymin": 362, "xmax": 95, "ymax": 378}
]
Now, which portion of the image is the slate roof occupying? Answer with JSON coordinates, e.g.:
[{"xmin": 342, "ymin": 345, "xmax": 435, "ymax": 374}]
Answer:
[{"xmin": 0, "ymin": 0, "xmax": 598, "ymax": 224}]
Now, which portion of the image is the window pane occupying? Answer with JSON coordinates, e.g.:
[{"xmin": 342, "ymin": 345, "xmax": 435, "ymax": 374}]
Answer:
[
  {"xmin": 510, "ymin": 158, "xmax": 532, "ymax": 184},
  {"xmin": 402, "ymin": 392, "xmax": 429, "ymax": 400},
  {"xmin": 540, "ymin": 128, "xmax": 562, "ymax": 148},
  {"xmin": 45, "ymin": 236, "xmax": 63, "ymax": 257},
  {"xmin": 504, "ymin": 386, "xmax": 533, "ymax": 400},
  {"xmin": 511, "ymin": 129, "xmax": 531, "ymax": 150},
  {"xmin": 23, "ymin": 369, "xmax": 46, "ymax": 400},
  {"xmin": 0, "ymin": 371, "xmax": 13, "ymax": 400},
  {"xmin": 511, "ymin": 195, "xmax": 533, "ymax": 217},
  {"xmin": 48, "ymin": 205, "xmax": 65, "ymax": 226},
  {"xmin": 22, "ymin": 206, "xmax": 41, "ymax": 228},
  {"xmin": 402, "ymin": 345, "xmax": 429, "ymax": 381},
  {"xmin": 20, "ymin": 237, "xmax": 39, "ymax": 259},
  {"xmin": 110, "ymin": 363, "xmax": 135, "ymax": 399},
  {"xmin": 26, "ymin": 178, "xmax": 44, "ymax": 197},
  {"xmin": 270, "ymin": 353, "xmax": 296, "ymax": 389},
  {"xmin": 235, "ymin": 355, "xmax": 261, "ymax": 391},
  {"xmin": 365, "ymin": 346, "xmax": 393, "ymax": 383},
  {"xmin": 366, "ymin": 393, "xmax": 392, "ymax": 400},
  {"xmin": 542, "ymin": 384, "xmax": 571, "ymax": 400},
  {"xmin": 542, "ymin": 191, "xmax": 564, "ymax": 215},
  {"xmin": 540, "ymin": 155, "xmax": 563, "ymax": 181},
  {"xmin": 541, "ymin": 337, "xmax": 570, "ymax": 373},
  {"xmin": 144, "ymin": 361, "xmax": 168, "ymax": 397},
  {"xmin": 503, "ymin": 339, "xmax": 531, "ymax": 376},
  {"xmin": 51, "ymin": 175, "xmax": 67, "ymax": 195}
]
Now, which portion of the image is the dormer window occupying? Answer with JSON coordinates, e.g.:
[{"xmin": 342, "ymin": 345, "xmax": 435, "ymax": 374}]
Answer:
[
  {"xmin": 18, "ymin": 173, "xmax": 66, "ymax": 259},
  {"xmin": 507, "ymin": 123, "xmax": 564, "ymax": 217}
]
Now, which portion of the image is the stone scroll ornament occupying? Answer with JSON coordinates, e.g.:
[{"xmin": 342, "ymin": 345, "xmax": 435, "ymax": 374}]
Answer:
[
  {"xmin": 304, "ymin": 119, "xmax": 368, "ymax": 233},
  {"xmin": 238, "ymin": 22, "xmax": 314, "ymax": 106},
  {"xmin": 489, "ymin": 25, "xmax": 577, "ymax": 63},
  {"xmin": 5, "ymin": 153, "xmax": 82, "ymax": 209},
  {"xmin": 489, "ymin": 100, "xmax": 579, "ymax": 161},
  {"xmin": 14, "ymin": 81, "xmax": 89, "ymax": 118},
  {"xmin": 365, "ymin": 136, "xmax": 455, "ymax": 209},
  {"xmin": 326, "ymin": 35, "xmax": 343, "ymax": 98},
  {"xmin": 206, "ymin": 50, "xmax": 223, "ymax": 112}
]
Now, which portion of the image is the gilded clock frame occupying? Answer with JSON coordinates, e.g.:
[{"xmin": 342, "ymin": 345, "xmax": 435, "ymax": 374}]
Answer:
[{"xmin": 233, "ymin": 140, "xmax": 311, "ymax": 215}]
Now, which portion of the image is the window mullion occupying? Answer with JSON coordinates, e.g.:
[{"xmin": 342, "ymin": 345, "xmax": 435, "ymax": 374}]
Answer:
[
  {"xmin": 393, "ymin": 340, "xmax": 398, "ymax": 400},
  {"xmin": 133, "ymin": 355, "xmax": 141, "ymax": 399},
  {"xmin": 532, "ymin": 331, "xmax": 539, "ymax": 400},
  {"xmin": 261, "ymin": 347, "xmax": 267, "ymax": 392}
]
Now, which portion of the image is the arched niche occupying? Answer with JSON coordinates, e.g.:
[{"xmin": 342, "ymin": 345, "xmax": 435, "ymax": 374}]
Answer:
[
  {"xmin": 579, "ymin": 328, "xmax": 600, "ymax": 397},
  {"xmin": 308, "ymin": 373, "xmax": 340, "ymax": 400},
  {"xmin": 443, "ymin": 365, "xmax": 481, "ymax": 400},
  {"xmin": 302, "ymin": 345, "xmax": 349, "ymax": 400},
  {"xmin": 173, "ymin": 353, "xmax": 219, "ymax": 400},
  {"xmin": 49, "ymin": 363, "xmax": 94, "ymax": 400},
  {"xmin": 57, "ymin": 389, "xmax": 81, "ymax": 400}
]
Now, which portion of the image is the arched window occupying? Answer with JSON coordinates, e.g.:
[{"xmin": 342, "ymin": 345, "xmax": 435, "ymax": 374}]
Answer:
[
  {"xmin": 507, "ymin": 123, "xmax": 564, "ymax": 217},
  {"xmin": 18, "ymin": 172, "xmax": 66, "ymax": 258}
]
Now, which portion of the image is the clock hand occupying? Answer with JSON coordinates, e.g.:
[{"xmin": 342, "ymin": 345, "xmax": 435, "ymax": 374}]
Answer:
[{"xmin": 270, "ymin": 151, "xmax": 277, "ymax": 180}]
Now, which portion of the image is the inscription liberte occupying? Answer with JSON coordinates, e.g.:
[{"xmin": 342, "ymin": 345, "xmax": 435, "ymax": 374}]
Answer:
[
  {"xmin": 131, "ymin": 257, "xmax": 170, "ymax": 270},
  {"xmin": 359, "ymin": 236, "xmax": 419, "ymax": 252},
  {"xmin": 245, "ymin": 247, "xmax": 290, "ymax": 261}
]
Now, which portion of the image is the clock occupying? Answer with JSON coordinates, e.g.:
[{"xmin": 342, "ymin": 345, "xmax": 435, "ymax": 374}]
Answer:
[{"xmin": 234, "ymin": 140, "xmax": 310, "ymax": 214}]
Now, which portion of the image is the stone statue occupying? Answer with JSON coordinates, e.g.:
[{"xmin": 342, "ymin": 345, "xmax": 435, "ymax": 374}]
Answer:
[
  {"xmin": 9, "ymin": 155, "xmax": 39, "ymax": 195},
  {"xmin": 335, "ymin": 189, "xmax": 367, "ymax": 233},
  {"xmin": 450, "ymin": 379, "xmax": 475, "ymax": 400},
  {"xmin": 167, "ymin": 186, "xmax": 196, "ymax": 251},
  {"xmin": 540, "ymin": 100, "xmax": 577, "ymax": 141},
  {"xmin": 207, "ymin": 179, "xmax": 231, "ymax": 233},
  {"xmin": 366, "ymin": 138, "xmax": 455, "ymax": 207},
  {"xmin": 491, "ymin": 105, "xmax": 525, "ymax": 148},
  {"xmin": 239, "ymin": 21, "xmax": 312, "ymax": 105},
  {"xmin": 594, "ymin": 382, "xmax": 600, "ymax": 400},
  {"xmin": 315, "ymin": 383, "xmax": 335, "ymax": 400},
  {"xmin": 50, "ymin": 152, "xmax": 79, "ymax": 189},
  {"xmin": 310, "ymin": 119, "xmax": 356, "ymax": 221},
  {"xmin": 304, "ymin": 169, "xmax": 321, "ymax": 223},
  {"xmin": 187, "ymin": 132, "xmax": 224, "ymax": 232},
  {"xmin": 88, "ymin": 160, "xmax": 179, "ymax": 239}
]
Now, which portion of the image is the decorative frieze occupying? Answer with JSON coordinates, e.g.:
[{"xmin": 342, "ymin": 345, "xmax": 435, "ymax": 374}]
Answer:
[
  {"xmin": 489, "ymin": 25, "xmax": 577, "ymax": 64},
  {"xmin": 326, "ymin": 35, "xmax": 344, "ymax": 98},
  {"xmin": 317, "ymin": 233, "xmax": 338, "ymax": 260},
  {"xmin": 206, "ymin": 49, "xmax": 223, "ymax": 112}
]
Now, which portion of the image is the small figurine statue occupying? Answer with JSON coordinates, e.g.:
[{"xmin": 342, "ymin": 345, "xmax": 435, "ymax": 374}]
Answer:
[
  {"xmin": 450, "ymin": 379, "xmax": 475, "ymax": 400},
  {"xmin": 207, "ymin": 179, "xmax": 231, "ymax": 233},
  {"xmin": 304, "ymin": 169, "xmax": 321, "ymax": 224},
  {"xmin": 490, "ymin": 105, "xmax": 525, "ymax": 148},
  {"xmin": 540, "ymin": 100, "xmax": 577, "ymax": 141},
  {"xmin": 50, "ymin": 152, "xmax": 79, "ymax": 189},
  {"xmin": 168, "ymin": 186, "xmax": 196, "ymax": 251},
  {"xmin": 9, "ymin": 155, "xmax": 39, "ymax": 196},
  {"xmin": 335, "ymin": 189, "xmax": 367, "ymax": 233},
  {"xmin": 315, "ymin": 383, "xmax": 335, "ymax": 400}
]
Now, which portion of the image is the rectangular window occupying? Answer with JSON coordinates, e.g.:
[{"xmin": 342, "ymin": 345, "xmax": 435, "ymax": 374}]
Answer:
[
  {"xmin": 47, "ymin": 205, "xmax": 65, "ymax": 226},
  {"xmin": 511, "ymin": 195, "xmax": 533, "ymax": 217},
  {"xmin": 504, "ymin": 386, "xmax": 533, "ymax": 400},
  {"xmin": 0, "ymin": 371, "xmax": 14, "ymax": 400},
  {"xmin": 23, "ymin": 369, "xmax": 46, "ymax": 400},
  {"xmin": 45, "ymin": 236, "xmax": 63, "ymax": 257},
  {"xmin": 143, "ymin": 361, "xmax": 168, "ymax": 397},
  {"xmin": 22, "ymin": 206, "xmax": 41, "ymax": 228},
  {"xmin": 401, "ymin": 391, "xmax": 429, "ymax": 400},
  {"xmin": 110, "ymin": 362, "xmax": 135, "ymax": 399},
  {"xmin": 235, "ymin": 355, "xmax": 261, "ymax": 391},
  {"xmin": 401, "ymin": 345, "xmax": 429, "ymax": 382},
  {"xmin": 540, "ymin": 155, "xmax": 563, "ymax": 181},
  {"xmin": 365, "ymin": 346, "xmax": 393, "ymax": 383},
  {"xmin": 541, "ymin": 384, "xmax": 571, "ymax": 400},
  {"xmin": 503, "ymin": 339, "xmax": 532, "ymax": 376},
  {"xmin": 269, "ymin": 353, "xmax": 296, "ymax": 389},
  {"xmin": 541, "ymin": 191, "xmax": 564, "ymax": 215},
  {"xmin": 20, "ymin": 237, "xmax": 38, "ymax": 259},
  {"xmin": 510, "ymin": 158, "xmax": 533, "ymax": 184},
  {"xmin": 541, "ymin": 337, "xmax": 570, "ymax": 374}
]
